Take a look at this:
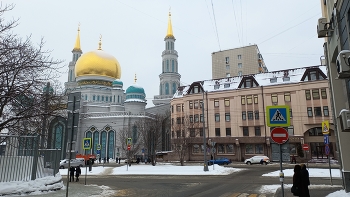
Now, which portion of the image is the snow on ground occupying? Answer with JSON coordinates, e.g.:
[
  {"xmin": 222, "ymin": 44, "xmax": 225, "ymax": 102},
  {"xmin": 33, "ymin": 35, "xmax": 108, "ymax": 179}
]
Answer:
[{"xmin": 0, "ymin": 164, "xmax": 349, "ymax": 197}]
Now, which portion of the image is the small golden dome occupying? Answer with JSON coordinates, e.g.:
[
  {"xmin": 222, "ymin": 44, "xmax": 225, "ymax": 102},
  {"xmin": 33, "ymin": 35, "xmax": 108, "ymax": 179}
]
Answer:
[{"xmin": 75, "ymin": 50, "xmax": 121, "ymax": 79}]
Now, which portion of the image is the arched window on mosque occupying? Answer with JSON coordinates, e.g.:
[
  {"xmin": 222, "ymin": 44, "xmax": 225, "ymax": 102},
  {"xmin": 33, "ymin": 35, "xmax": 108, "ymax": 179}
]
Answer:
[
  {"xmin": 101, "ymin": 96, "xmax": 104, "ymax": 102},
  {"xmin": 162, "ymin": 61, "xmax": 164, "ymax": 73},
  {"xmin": 93, "ymin": 131, "xmax": 99, "ymax": 155},
  {"xmin": 97, "ymin": 95, "xmax": 100, "ymax": 101},
  {"xmin": 69, "ymin": 70, "xmax": 73, "ymax": 81},
  {"xmin": 108, "ymin": 131, "xmax": 115, "ymax": 158},
  {"xmin": 110, "ymin": 96, "xmax": 112, "ymax": 102},
  {"xmin": 165, "ymin": 83, "xmax": 169, "ymax": 95},
  {"xmin": 101, "ymin": 131, "xmax": 107, "ymax": 159},
  {"xmin": 86, "ymin": 131, "xmax": 92, "ymax": 154},
  {"xmin": 118, "ymin": 95, "xmax": 120, "ymax": 103},
  {"xmin": 93, "ymin": 95, "xmax": 96, "ymax": 101},
  {"xmin": 132, "ymin": 125, "xmax": 137, "ymax": 144},
  {"xmin": 172, "ymin": 60, "xmax": 174, "ymax": 72},
  {"xmin": 85, "ymin": 94, "xmax": 87, "ymax": 101},
  {"xmin": 160, "ymin": 84, "xmax": 162, "ymax": 95},
  {"xmin": 166, "ymin": 60, "xmax": 169, "ymax": 72},
  {"xmin": 172, "ymin": 83, "xmax": 177, "ymax": 94},
  {"xmin": 106, "ymin": 96, "xmax": 108, "ymax": 102},
  {"xmin": 171, "ymin": 42, "xmax": 174, "ymax": 50}
]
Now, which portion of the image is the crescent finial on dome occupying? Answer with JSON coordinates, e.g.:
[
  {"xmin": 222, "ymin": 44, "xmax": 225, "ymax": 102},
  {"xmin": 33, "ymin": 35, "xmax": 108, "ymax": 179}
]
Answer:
[
  {"xmin": 98, "ymin": 34, "xmax": 102, "ymax": 50},
  {"xmin": 134, "ymin": 73, "xmax": 137, "ymax": 83}
]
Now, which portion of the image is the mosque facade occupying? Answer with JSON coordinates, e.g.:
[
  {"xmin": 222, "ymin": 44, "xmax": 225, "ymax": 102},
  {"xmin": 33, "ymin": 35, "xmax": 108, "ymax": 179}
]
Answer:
[{"xmin": 55, "ymin": 13, "xmax": 176, "ymax": 160}]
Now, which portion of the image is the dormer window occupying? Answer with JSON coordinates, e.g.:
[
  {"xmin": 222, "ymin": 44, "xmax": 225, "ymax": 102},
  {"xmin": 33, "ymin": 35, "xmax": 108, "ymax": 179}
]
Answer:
[
  {"xmin": 283, "ymin": 76, "xmax": 290, "ymax": 82},
  {"xmin": 301, "ymin": 68, "xmax": 327, "ymax": 81},
  {"xmin": 214, "ymin": 84, "xmax": 220, "ymax": 89},
  {"xmin": 224, "ymin": 84, "xmax": 230, "ymax": 88},
  {"xmin": 270, "ymin": 77, "xmax": 277, "ymax": 83},
  {"xmin": 194, "ymin": 86, "xmax": 199, "ymax": 93},
  {"xmin": 238, "ymin": 76, "xmax": 259, "ymax": 88}
]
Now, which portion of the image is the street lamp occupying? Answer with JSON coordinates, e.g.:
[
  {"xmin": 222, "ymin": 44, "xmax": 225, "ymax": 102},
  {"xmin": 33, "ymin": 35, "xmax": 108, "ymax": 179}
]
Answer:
[{"xmin": 202, "ymin": 90, "xmax": 209, "ymax": 171}]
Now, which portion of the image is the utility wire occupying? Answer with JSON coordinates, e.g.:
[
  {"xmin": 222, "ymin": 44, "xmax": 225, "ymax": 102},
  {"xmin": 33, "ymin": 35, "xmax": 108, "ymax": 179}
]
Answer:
[
  {"xmin": 210, "ymin": 0, "xmax": 221, "ymax": 50},
  {"xmin": 231, "ymin": 0, "xmax": 242, "ymax": 46}
]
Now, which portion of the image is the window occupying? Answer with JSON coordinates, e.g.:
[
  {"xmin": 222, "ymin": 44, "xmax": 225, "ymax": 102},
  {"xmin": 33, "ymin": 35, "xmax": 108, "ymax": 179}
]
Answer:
[
  {"xmin": 182, "ymin": 130, "xmax": 185, "ymax": 137},
  {"xmin": 176, "ymin": 131, "xmax": 180, "ymax": 138},
  {"xmin": 312, "ymin": 89, "xmax": 320, "ymax": 99},
  {"xmin": 189, "ymin": 115, "xmax": 193, "ymax": 123},
  {"xmin": 243, "ymin": 127, "xmax": 249, "ymax": 136},
  {"xmin": 181, "ymin": 117, "xmax": 184, "ymax": 124},
  {"xmin": 321, "ymin": 89, "xmax": 327, "ymax": 99},
  {"xmin": 214, "ymin": 84, "xmax": 220, "ymax": 89},
  {"xmin": 254, "ymin": 95, "xmax": 258, "ymax": 104},
  {"xmin": 270, "ymin": 78, "xmax": 277, "ymax": 83},
  {"xmin": 215, "ymin": 113, "xmax": 220, "ymax": 122},
  {"xmin": 242, "ymin": 111, "xmax": 246, "ymax": 120},
  {"xmin": 307, "ymin": 107, "xmax": 313, "ymax": 117},
  {"xmin": 225, "ymin": 113, "xmax": 230, "ymax": 121},
  {"xmin": 254, "ymin": 111, "xmax": 259, "ymax": 120},
  {"xmin": 287, "ymin": 126, "xmax": 294, "ymax": 136},
  {"xmin": 245, "ymin": 144, "xmax": 253, "ymax": 154},
  {"xmin": 310, "ymin": 71, "xmax": 317, "ymax": 81},
  {"xmin": 194, "ymin": 101, "xmax": 199, "ymax": 109},
  {"xmin": 290, "ymin": 144, "xmax": 296, "ymax": 154},
  {"xmin": 215, "ymin": 128, "xmax": 220, "ymax": 136},
  {"xmin": 217, "ymin": 144, "xmax": 225, "ymax": 153},
  {"xmin": 238, "ymin": 55, "xmax": 242, "ymax": 59},
  {"xmin": 245, "ymin": 79, "xmax": 252, "ymax": 88},
  {"xmin": 224, "ymin": 83, "xmax": 230, "ymax": 88},
  {"xmin": 284, "ymin": 92, "xmax": 291, "ymax": 102},
  {"xmin": 226, "ymin": 73, "xmax": 230, "ymax": 77},
  {"xmin": 200, "ymin": 100, "xmax": 203, "ymax": 108},
  {"xmin": 199, "ymin": 128, "xmax": 203, "ymax": 137},
  {"xmin": 226, "ymin": 144, "xmax": 234, "ymax": 153},
  {"xmin": 314, "ymin": 107, "xmax": 322, "ymax": 116},
  {"xmin": 190, "ymin": 129, "xmax": 195, "ymax": 137},
  {"xmin": 194, "ymin": 86, "xmax": 199, "ymax": 93},
  {"xmin": 290, "ymin": 109, "xmax": 293, "ymax": 118},
  {"xmin": 176, "ymin": 118, "xmax": 181, "ymax": 124},
  {"xmin": 323, "ymin": 106, "xmax": 329, "ymax": 116},
  {"xmin": 189, "ymin": 101, "xmax": 193, "ymax": 109},
  {"xmin": 182, "ymin": 104, "xmax": 184, "ymax": 112},
  {"xmin": 308, "ymin": 127, "xmax": 323, "ymax": 136},
  {"xmin": 101, "ymin": 96, "xmax": 104, "ymax": 101},
  {"xmin": 214, "ymin": 99, "xmax": 219, "ymax": 107},
  {"xmin": 225, "ymin": 57, "xmax": 229, "ymax": 64},
  {"xmin": 200, "ymin": 114, "xmax": 204, "ymax": 122},
  {"xmin": 238, "ymin": 63, "xmax": 242, "ymax": 68},
  {"xmin": 193, "ymin": 144, "xmax": 199, "ymax": 153},
  {"xmin": 224, "ymin": 98, "xmax": 230, "ymax": 107},
  {"xmin": 194, "ymin": 114, "xmax": 199, "ymax": 122},
  {"xmin": 226, "ymin": 128, "xmax": 231, "ymax": 136},
  {"xmin": 255, "ymin": 144, "xmax": 263, "ymax": 154},
  {"xmin": 255, "ymin": 127, "xmax": 261, "ymax": 136},
  {"xmin": 241, "ymin": 96, "xmax": 246, "ymax": 105},
  {"xmin": 271, "ymin": 94, "xmax": 278, "ymax": 103},
  {"xmin": 247, "ymin": 95, "xmax": 252, "ymax": 104},
  {"xmin": 305, "ymin": 90, "xmax": 311, "ymax": 100},
  {"xmin": 247, "ymin": 111, "xmax": 253, "ymax": 120},
  {"xmin": 176, "ymin": 104, "xmax": 181, "ymax": 112},
  {"xmin": 283, "ymin": 76, "xmax": 290, "ymax": 82},
  {"xmin": 226, "ymin": 65, "xmax": 230, "ymax": 70},
  {"xmin": 238, "ymin": 71, "xmax": 242, "ymax": 76}
]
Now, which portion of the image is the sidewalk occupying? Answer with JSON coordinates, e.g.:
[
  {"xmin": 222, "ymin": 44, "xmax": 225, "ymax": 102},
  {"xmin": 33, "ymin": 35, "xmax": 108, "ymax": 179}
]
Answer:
[{"xmin": 274, "ymin": 186, "xmax": 343, "ymax": 197}]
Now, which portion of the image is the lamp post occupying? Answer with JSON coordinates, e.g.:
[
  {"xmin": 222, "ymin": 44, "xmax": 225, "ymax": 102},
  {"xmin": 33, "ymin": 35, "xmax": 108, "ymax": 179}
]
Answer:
[{"xmin": 202, "ymin": 90, "xmax": 209, "ymax": 171}]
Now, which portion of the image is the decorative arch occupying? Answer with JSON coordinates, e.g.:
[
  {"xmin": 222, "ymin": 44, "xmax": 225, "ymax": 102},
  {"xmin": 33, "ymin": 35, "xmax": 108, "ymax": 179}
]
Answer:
[
  {"xmin": 172, "ymin": 60, "xmax": 174, "ymax": 72},
  {"xmin": 86, "ymin": 131, "xmax": 92, "ymax": 154},
  {"xmin": 101, "ymin": 131, "xmax": 107, "ymax": 158},
  {"xmin": 165, "ymin": 83, "xmax": 169, "ymax": 95},
  {"xmin": 172, "ymin": 82, "xmax": 177, "ymax": 94},
  {"xmin": 166, "ymin": 60, "xmax": 169, "ymax": 72},
  {"xmin": 108, "ymin": 130, "xmax": 115, "ymax": 158}
]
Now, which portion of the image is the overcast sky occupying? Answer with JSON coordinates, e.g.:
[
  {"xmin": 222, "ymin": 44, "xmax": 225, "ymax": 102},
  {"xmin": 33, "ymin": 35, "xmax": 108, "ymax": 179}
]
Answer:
[{"xmin": 5, "ymin": 0, "xmax": 324, "ymax": 107}]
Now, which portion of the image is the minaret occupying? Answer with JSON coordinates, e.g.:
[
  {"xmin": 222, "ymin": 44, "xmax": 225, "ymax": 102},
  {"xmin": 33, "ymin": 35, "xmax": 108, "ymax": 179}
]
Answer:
[
  {"xmin": 153, "ymin": 12, "xmax": 181, "ymax": 106},
  {"xmin": 65, "ymin": 25, "xmax": 82, "ymax": 94}
]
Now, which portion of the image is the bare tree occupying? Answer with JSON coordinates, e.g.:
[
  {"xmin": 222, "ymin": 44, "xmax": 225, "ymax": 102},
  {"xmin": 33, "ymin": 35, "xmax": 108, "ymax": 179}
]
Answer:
[
  {"xmin": 172, "ymin": 114, "xmax": 202, "ymax": 166},
  {"xmin": 116, "ymin": 126, "xmax": 142, "ymax": 164},
  {"xmin": 0, "ymin": 4, "xmax": 64, "ymax": 141}
]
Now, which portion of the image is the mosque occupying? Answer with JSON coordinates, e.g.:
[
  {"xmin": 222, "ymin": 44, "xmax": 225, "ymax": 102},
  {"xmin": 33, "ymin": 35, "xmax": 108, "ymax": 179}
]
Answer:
[{"xmin": 51, "ymin": 12, "xmax": 181, "ymax": 160}]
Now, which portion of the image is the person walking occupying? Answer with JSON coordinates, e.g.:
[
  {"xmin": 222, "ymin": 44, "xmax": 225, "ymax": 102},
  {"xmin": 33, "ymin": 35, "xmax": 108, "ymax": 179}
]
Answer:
[
  {"xmin": 292, "ymin": 164, "xmax": 301, "ymax": 196},
  {"xmin": 300, "ymin": 164, "xmax": 310, "ymax": 197},
  {"xmin": 75, "ymin": 166, "xmax": 81, "ymax": 182},
  {"xmin": 69, "ymin": 166, "xmax": 75, "ymax": 182}
]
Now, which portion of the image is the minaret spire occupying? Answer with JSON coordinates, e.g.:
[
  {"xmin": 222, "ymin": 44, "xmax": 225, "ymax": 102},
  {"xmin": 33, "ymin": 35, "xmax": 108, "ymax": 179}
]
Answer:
[
  {"xmin": 73, "ymin": 24, "xmax": 82, "ymax": 52},
  {"xmin": 98, "ymin": 34, "xmax": 102, "ymax": 50},
  {"xmin": 134, "ymin": 73, "xmax": 137, "ymax": 83},
  {"xmin": 165, "ymin": 11, "xmax": 175, "ymax": 39}
]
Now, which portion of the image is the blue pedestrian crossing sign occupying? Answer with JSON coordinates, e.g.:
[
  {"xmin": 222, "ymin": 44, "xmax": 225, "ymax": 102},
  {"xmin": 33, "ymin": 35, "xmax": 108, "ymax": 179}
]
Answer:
[
  {"xmin": 266, "ymin": 105, "xmax": 290, "ymax": 127},
  {"xmin": 83, "ymin": 138, "xmax": 91, "ymax": 150}
]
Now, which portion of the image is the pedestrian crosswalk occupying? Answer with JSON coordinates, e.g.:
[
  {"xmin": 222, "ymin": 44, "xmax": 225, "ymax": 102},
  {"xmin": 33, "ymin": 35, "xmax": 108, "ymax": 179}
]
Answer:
[{"xmin": 219, "ymin": 192, "xmax": 268, "ymax": 197}]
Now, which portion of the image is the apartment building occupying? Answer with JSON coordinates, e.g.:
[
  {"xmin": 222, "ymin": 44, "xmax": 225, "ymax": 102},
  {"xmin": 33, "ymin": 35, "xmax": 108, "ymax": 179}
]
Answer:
[
  {"xmin": 212, "ymin": 45, "xmax": 268, "ymax": 79},
  {"xmin": 170, "ymin": 65, "xmax": 334, "ymax": 162}
]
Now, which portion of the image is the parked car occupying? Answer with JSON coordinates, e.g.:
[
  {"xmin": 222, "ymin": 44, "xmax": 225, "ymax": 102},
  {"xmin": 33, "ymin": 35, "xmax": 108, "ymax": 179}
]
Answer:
[
  {"xmin": 124, "ymin": 158, "xmax": 138, "ymax": 163},
  {"xmin": 59, "ymin": 159, "xmax": 85, "ymax": 169},
  {"xmin": 208, "ymin": 157, "xmax": 232, "ymax": 165},
  {"xmin": 244, "ymin": 156, "xmax": 270, "ymax": 165}
]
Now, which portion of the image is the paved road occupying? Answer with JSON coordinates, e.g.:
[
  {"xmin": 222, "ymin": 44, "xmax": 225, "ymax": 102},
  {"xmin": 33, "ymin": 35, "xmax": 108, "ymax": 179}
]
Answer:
[{"xmin": 28, "ymin": 162, "xmax": 343, "ymax": 197}]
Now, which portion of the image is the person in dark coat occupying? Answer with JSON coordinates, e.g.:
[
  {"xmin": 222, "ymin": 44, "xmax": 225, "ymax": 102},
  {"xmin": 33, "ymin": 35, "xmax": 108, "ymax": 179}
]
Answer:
[
  {"xmin": 292, "ymin": 164, "xmax": 302, "ymax": 196},
  {"xmin": 69, "ymin": 166, "xmax": 75, "ymax": 182},
  {"xmin": 300, "ymin": 164, "xmax": 310, "ymax": 197},
  {"xmin": 75, "ymin": 166, "xmax": 81, "ymax": 182}
]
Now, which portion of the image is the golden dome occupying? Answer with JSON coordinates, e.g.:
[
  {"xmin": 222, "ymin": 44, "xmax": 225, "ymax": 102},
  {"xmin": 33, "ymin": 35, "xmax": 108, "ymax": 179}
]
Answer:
[{"xmin": 75, "ymin": 49, "xmax": 121, "ymax": 79}]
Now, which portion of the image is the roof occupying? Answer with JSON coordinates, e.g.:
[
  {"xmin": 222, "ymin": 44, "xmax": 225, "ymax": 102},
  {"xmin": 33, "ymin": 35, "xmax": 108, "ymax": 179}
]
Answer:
[{"xmin": 174, "ymin": 65, "xmax": 328, "ymax": 98}]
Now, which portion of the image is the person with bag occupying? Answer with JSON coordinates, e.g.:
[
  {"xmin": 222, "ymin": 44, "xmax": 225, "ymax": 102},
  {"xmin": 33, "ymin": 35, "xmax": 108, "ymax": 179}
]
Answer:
[
  {"xmin": 291, "ymin": 164, "xmax": 301, "ymax": 196},
  {"xmin": 300, "ymin": 164, "xmax": 310, "ymax": 197},
  {"xmin": 75, "ymin": 166, "xmax": 81, "ymax": 182}
]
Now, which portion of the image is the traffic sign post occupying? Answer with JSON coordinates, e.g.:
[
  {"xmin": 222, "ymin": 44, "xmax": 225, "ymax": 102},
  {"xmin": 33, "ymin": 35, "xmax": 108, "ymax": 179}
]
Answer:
[
  {"xmin": 302, "ymin": 144, "xmax": 309, "ymax": 169},
  {"xmin": 266, "ymin": 105, "xmax": 290, "ymax": 127}
]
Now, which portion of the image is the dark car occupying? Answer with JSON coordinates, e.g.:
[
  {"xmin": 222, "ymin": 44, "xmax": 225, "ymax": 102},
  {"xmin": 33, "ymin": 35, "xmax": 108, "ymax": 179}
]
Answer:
[{"xmin": 208, "ymin": 157, "xmax": 232, "ymax": 165}]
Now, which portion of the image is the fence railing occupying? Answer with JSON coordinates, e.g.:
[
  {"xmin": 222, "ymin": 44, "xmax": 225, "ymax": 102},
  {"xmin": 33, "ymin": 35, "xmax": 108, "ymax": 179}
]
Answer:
[{"xmin": 0, "ymin": 135, "xmax": 61, "ymax": 182}]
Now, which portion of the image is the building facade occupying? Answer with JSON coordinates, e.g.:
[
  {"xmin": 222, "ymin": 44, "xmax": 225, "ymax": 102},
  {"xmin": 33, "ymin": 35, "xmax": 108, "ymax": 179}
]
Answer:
[
  {"xmin": 153, "ymin": 12, "xmax": 181, "ymax": 106},
  {"xmin": 319, "ymin": 0, "xmax": 350, "ymax": 191},
  {"xmin": 212, "ymin": 45, "xmax": 268, "ymax": 79},
  {"xmin": 171, "ymin": 65, "xmax": 334, "ymax": 162}
]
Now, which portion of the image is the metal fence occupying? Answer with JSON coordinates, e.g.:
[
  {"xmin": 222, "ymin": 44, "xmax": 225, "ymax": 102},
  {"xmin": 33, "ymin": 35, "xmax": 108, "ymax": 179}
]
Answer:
[{"xmin": 0, "ymin": 135, "xmax": 61, "ymax": 182}]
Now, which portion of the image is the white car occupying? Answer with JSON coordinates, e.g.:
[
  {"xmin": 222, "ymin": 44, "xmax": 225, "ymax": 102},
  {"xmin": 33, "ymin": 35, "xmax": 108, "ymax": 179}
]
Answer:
[
  {"xmin": 59, "ymin": 159, "xmax": 85, "ymax": 169},
  {"xmin": 244, "ymin": 156, "xmax": 270, "ymax": 165}
]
